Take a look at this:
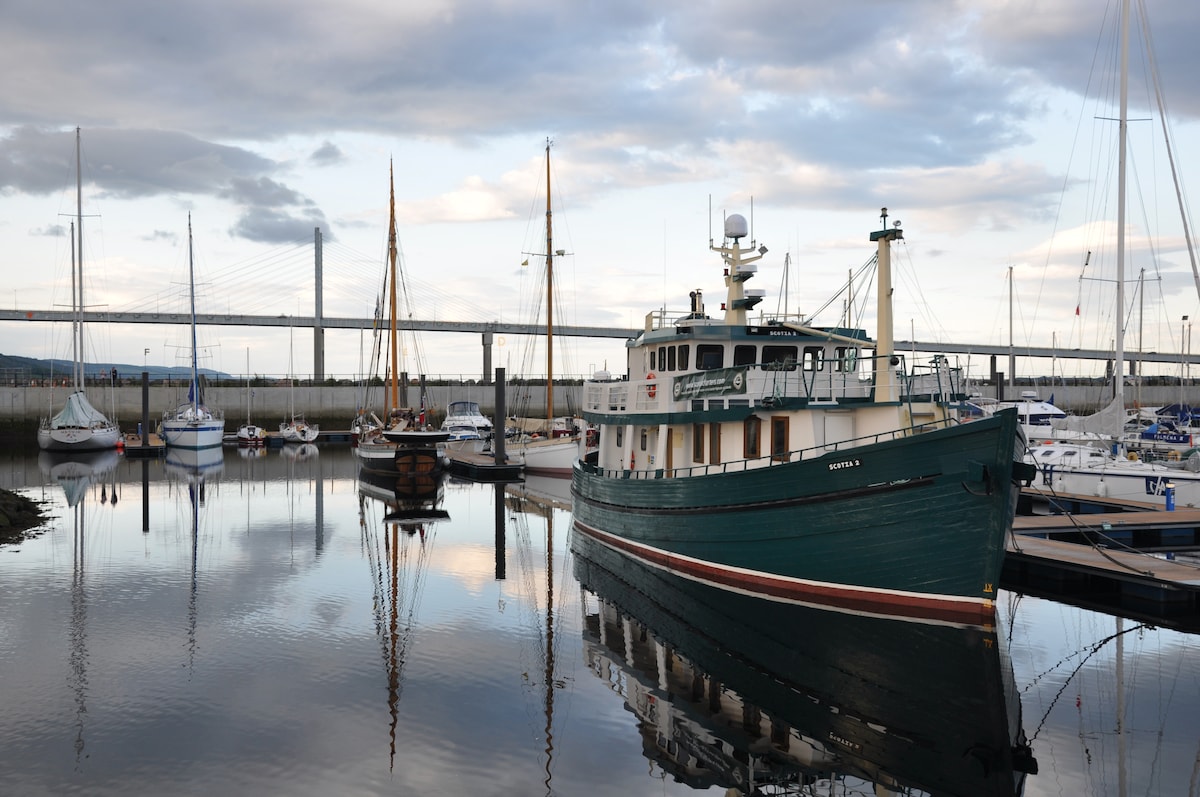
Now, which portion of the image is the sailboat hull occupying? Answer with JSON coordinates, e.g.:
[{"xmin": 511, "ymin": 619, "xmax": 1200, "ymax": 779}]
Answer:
[
  {"xmin": 162, "ymin": 415, "xmax": 225, "ymax": 449},
  {"xmin": 37, "ymin": 425, "xmax": 121, "ymax": 452}
]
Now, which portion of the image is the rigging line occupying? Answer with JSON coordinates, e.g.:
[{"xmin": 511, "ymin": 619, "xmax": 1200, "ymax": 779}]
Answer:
[
  {"xmin": 804, "ymin": 255, "xmax": 876, "ymax": 324},
  {"xmin": 1138, "ymin": 0, "xmax": 1200, "ymax": 304},
  {"xmin": 1025, "ymin": 620, "xmax": 1149, "ymax": 742}
]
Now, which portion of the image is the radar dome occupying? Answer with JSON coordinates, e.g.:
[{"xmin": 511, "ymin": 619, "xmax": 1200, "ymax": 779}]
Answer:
[{"xmin": 724, "ymin": 214, "xmax": 749, "ymax": 240}]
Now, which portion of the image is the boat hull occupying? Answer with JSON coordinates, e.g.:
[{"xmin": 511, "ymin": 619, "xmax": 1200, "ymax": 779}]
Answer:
[
  {"xmin": 511, "ymin": 436, "xmax": 581, "ymax": 476},
  {"xmin": 162, "ymin": 420, "xmax": 226, "ymax": 449},
  {"xmin": 355, "ymin": 438, "xmax": 448, "ymax": 475},
  {"xmin": 572, "ymin": 411, "xmax": 1024, "ymax": 626},
  {"xmin": 37, "ymin": 424, "xmax": 121, "ymax": 452}
]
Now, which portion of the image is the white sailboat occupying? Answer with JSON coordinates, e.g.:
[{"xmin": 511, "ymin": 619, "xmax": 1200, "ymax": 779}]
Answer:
[
  {"xmin": 37, "ymin": 128, "xmax": 120, "ymax": 452},
  {"xmin": 279, "ymin": 323, "xmax": 319, "ymax": 443},
  {"xmin": 508, "ymin": 141, "xmax": 588, "ymax": 476},
  {"xmin": 236, "ymin": 348, "xmax": 266, "ymax": 446},
  {"xmin": 161, "ymin": 216, "xmax": 225, "ymax": 449},
  {"xmin": 1026, "ymin": 0, "xmax": 1200, "ymax": 506}
]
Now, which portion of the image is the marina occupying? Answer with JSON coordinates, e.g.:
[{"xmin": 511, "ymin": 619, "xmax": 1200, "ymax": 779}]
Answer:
[{"xmin": 3, "ymin": 443, "xmax": 1200, "ymax": 795}]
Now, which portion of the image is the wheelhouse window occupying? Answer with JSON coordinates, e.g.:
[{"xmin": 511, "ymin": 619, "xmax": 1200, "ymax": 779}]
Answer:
[
  {"xmin": 692, "ymin": 423, "xmax": 704, "ymax": 463},
  {"xmin": 733, "ymin": 345, "xmax": 757, "ymax": 366},
  {"xmin": 678, "ymin": 344, "xmax": 690, "ymax": 371},
  {"xmin": 833, "ymin": 346, "xmax": 858, "ymax": 373},
  {"xmin": 697, "ymin": 344, "xmax": 724, "ymax": 370},
  {"xmin": 640, "ymin": 429, "xmax": 648, "ymax": 451},
  {"xmin": 802, "ymin": 346, "xmax": 824, "ymax": 372},
  {"xmin": 667, "ymin": 346, "xmax": 677, "ymax": 371},
  {"xmin": 649, "ymin": 349, "xmax": 657, "ymax": 371},
  {"xmin": 762, "ymin": 345, "xmax": 798, "ymax": 371}
]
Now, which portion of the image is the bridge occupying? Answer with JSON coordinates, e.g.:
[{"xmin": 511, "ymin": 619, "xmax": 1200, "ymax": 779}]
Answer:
[{"xmin": 3, "ymin": 307, "xmax": 1196, "ymax": 382}]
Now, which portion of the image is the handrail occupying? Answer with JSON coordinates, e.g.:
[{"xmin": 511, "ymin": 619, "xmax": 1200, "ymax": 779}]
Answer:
[{"xmin": 581, "ymin": 416, "xmax": 960, "ymax": 481}]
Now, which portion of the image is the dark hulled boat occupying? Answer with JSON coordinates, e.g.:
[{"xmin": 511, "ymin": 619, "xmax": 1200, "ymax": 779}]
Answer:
[{"xmin": 573, "ymin": 211, "xmax": 1030, "ymax": 625}]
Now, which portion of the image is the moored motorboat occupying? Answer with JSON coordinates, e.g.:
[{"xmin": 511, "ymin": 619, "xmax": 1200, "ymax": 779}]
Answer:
[{"xmin": 572, "ymin": 210, "xmax": 1030, "ymax": 626}]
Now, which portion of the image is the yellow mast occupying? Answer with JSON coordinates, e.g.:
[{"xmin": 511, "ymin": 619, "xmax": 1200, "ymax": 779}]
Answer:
[
  {"xmin": 543, "ymin": 140, "xmax": 554, "ymax": 425},
  {"xmin": 387, "ymin": 162, "xmax": 400, "ymax": 414}
]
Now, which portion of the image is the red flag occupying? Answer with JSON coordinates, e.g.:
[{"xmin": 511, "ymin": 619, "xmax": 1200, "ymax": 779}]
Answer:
[{"xmin": 1075, "ymin": 305, "xmax": 1080, "ymax": 316}]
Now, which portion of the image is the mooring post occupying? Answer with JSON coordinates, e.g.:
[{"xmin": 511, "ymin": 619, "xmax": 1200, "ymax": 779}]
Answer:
[{"xmin": 494, "ymin": 367, "xmax": 507, "ymax": 466}]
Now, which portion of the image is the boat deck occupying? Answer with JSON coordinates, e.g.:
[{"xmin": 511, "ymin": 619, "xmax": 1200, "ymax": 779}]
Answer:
[
  {"xmin": 121, "ymin": 432, "xmax": 166, "ymax": 457},
  {"xmin": 444, "ymin": 448, "xmax": 524, "ymax": 481}
]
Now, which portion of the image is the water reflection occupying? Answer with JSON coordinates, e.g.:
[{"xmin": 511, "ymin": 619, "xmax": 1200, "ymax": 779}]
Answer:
[
  {"xmin": 38, "ymin": 449, "xmax": 120, "ymax": 508},
  {"xmin": 504, "ymin": 475, "xmax": 573, "ymax": 796},
  {"xmin": 36, "ymin": 449, "xmax": 125, "ymax": 771},
  {"xmin": 357, "ymin": 466, "xmax": 450, "ymax": 769},
  {"xmin": 572, "ymin": 531, "xmax": 1038, "ymax": 796}
]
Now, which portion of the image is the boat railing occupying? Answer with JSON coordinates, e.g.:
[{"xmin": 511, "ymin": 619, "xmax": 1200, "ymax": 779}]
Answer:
[
  {"xmin": 900, "ymin": 354, "xmax": 968, "ymax": 403},
  {"xmin": 581, "ymin": 417, "xmax": 958, "ymax": 481}
]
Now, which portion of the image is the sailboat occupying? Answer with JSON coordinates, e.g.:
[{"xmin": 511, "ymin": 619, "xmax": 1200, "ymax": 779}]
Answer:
[
  {"xmin": 236, "ymin": 348, "xmax": 267, "ymax": 446},
  {"xmin": 1023, "ymin": 0, "xmax": 1200, "ymax": 506},
  {"xmin": 354, "ymin": 163, "xmax": 449, "ymax": 475},
  {"xmin": 161, "ymin": 215, "xmax": 225, "ymax": 449},
  {"xmin": 507, "ymin": 141, "xmax": 589, "ymax": 476},
  {"xmin": 279, "ymin": 323, "xmax": 319, "ymax": 443},
  {"xmin": 37, "ymin": 128, "xmax": 121, "ymax": 452}
]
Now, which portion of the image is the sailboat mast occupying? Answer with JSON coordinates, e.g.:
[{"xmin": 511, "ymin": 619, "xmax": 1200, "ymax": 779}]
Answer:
[
  {"xmin": 387, "ymin": 163, "xmax": 401, "ymax": 414},
  {"xmin": 187, "ymin": 214, "xmax": 199, "ymax": 412},
  {"xmin": 544, "ymin": 141, "xmax": 554, "ymax": 424},
  {"xmin": 1115, "ymin": 0, "xmax": 1129, "ymax": 407},
  {"xmin": 75, "ymin": 127, "xmax": 84, "ymax": 391}
]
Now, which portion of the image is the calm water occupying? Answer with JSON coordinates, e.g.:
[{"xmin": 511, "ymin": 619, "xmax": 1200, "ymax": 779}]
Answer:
[{"xmin": 2, "ymin": 445, "xmax": 1198, "ymax": 796}]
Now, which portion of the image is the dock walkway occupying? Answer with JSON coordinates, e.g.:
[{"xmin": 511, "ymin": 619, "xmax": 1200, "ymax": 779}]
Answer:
[{"xmin": 1007, "ymin": 488, "xmax": 1200, "ymax": 630}]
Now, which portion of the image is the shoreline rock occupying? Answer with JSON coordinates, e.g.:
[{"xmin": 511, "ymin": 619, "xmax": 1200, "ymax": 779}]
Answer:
[{"xmin": 0, "ymin": 488, "xmax": 48, "ymax": 545}]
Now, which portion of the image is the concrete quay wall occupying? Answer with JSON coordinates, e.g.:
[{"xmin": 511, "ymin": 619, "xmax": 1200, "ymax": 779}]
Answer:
[
  {"xmin": 0, "ymin": 383, "xmax": 583, "ymax": 428},
  {"xmin": 1, "ymin": 382, "xmax": 1194, "ymax": 427}
]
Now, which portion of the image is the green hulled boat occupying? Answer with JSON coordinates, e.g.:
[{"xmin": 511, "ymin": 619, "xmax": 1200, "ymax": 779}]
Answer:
[{"xmin": 572, "ymin": 210, "xmax": 1031, "ymax": 626}]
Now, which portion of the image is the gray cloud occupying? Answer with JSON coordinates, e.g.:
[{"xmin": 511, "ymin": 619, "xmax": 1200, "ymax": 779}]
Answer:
[{"xmin": 0, "ymin": 0, "xmax": 1194, "ymax": 236}]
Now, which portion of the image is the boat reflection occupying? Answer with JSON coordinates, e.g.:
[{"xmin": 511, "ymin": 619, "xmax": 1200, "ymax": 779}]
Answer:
[
  {"xmin": 279, "ymin": 442, "xmax": 319, "ymax": 462},
  {"xmin": 357, "ymin": 466, "xmax": 449, "ymax": 768},
  {"xmin": 38, "ymin": 448, "xmax": 121, "ymax": 508},
  {"xmin": 164, "ymin": 445, "xmax": 226, "ymax": 483},
  {"xmin": 572, "ymin": 531, "xmax": 1038, "ymax": 796}
]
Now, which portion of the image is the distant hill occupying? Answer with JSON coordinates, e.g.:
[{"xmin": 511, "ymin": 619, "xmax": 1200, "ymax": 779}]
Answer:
[{"xmin": 0, "ymin": 353, "xmax": 232, "ymax": 381}]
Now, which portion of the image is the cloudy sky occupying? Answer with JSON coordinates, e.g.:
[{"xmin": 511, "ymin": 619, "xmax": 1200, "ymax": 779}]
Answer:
[{"xmin": 2, "ymin": 0, "xmax": 1199, "ymax": 382}]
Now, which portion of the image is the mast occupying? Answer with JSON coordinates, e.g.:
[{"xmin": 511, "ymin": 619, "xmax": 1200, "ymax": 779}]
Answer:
[
  {"xmin": 245, "ymin": 347, "xmax": 252, "ymax": 426},
  {"xmin": 544, "ymin": 140, "xmax": 554, "ymax": 425},
  {"xmin": 187, "ymin": 214, "xmax": 199, "ymax": 413},
  {"xmin": 387, "ymin": 162, "xmax": 400, "ymax": 415},
  {"xmin": 74, "ymin": 127, "xmax": 84, "ymax": 391},
  {"xmin": 1115, "ymin": 0, "xmax": 1129, "ymax": 407},
  {"xmin": 871, "ymin": 208, "xmax": 903, "ymax": 403}
]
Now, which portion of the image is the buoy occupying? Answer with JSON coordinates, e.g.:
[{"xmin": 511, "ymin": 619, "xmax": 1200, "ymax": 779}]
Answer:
[
  {"xmin": 116, "ymin": 439, "xmax": 125, "ymax": 452},
  {"xmin": 1168, "ymin": 450, "xmax": 1182, "ymax": 461}
]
